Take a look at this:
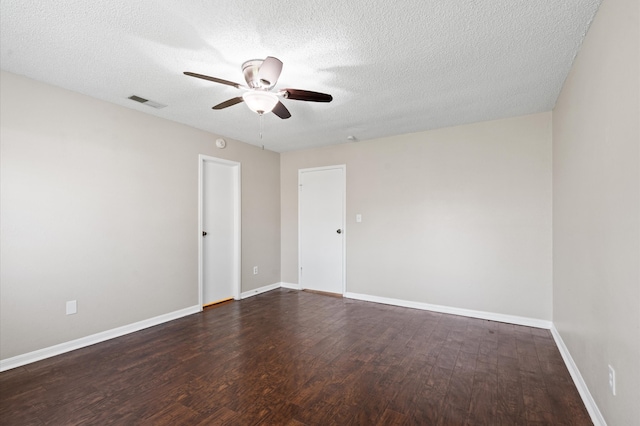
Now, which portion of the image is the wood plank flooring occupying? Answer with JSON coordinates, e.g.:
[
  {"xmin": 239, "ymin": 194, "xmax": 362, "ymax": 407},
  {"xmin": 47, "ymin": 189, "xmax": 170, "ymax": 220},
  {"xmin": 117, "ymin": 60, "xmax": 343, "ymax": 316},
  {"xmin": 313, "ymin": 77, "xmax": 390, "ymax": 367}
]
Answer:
[{"xmin": 0, "ymin": 289, "xmax": 592, "ymax": 425}]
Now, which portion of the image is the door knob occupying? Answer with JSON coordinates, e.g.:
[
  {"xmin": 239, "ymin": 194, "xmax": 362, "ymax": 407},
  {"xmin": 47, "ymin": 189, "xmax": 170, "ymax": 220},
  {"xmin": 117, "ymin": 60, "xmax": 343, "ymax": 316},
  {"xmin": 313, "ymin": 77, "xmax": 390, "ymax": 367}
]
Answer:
[
  {"xmin": 336, "ymin": 229, "xmax": 342, "ymax": 234},
  {"xmin": 202, "ymin": 231, "xmax": 207, "ymax": 237}
]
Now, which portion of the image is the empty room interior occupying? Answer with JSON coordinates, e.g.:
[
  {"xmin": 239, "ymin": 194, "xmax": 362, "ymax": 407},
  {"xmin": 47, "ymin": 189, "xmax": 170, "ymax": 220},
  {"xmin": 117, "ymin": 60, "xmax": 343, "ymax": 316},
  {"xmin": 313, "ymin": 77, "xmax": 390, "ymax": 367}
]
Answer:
[{"xmin": 1, "ymin": 0, "xmax": 638, "ymax": 425}]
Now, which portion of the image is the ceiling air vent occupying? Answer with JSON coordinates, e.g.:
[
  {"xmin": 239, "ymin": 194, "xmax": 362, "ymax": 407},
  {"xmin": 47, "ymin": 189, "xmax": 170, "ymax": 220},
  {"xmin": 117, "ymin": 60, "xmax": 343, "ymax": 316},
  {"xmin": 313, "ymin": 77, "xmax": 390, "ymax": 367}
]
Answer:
[{"xmin": 128, "ymin": 95, "xmax": 167, "ymax": 109}]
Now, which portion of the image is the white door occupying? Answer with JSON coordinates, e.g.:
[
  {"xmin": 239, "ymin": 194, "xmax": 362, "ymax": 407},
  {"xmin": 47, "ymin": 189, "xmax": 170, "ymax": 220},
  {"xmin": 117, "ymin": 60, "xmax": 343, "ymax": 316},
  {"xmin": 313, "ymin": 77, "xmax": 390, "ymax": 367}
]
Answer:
[
  {"xmin": 200, "ymin": 156, "xmax": 241, "ymax": 307},
  {"xmin": 299, "ymin": 166, "xmax": 345, "ymax": 294}
]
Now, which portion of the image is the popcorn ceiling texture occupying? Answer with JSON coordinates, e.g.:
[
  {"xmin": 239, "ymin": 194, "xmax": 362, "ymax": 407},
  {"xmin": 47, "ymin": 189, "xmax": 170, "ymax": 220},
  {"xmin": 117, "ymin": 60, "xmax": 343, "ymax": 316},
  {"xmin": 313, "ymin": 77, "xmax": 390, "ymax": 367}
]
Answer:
[{"xmin": 0, "ymin": 0, "xmax": 601, "ymax": 152}]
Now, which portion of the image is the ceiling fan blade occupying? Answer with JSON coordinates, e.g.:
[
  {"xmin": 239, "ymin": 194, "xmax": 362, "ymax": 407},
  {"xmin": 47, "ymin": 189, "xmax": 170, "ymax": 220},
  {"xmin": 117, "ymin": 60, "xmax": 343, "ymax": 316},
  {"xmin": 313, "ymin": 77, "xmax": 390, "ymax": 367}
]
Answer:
[
  {"xmin": 258, "ymin": 56, "xmax": 283, "ymax": 87},
  {"xmin": 282, "ymin": 89, "xmax": 333, "ymax": 102},
  {"xmin": 184, "ymin": 72, "xmax": 243, "ymax": 89},
  {"xmin": 272, "ymin": 101, "xmax": 291, "ymax": 119},
  {"xmin": 212, "ymin": 97, "xmax": 244, "ymax": 110}
]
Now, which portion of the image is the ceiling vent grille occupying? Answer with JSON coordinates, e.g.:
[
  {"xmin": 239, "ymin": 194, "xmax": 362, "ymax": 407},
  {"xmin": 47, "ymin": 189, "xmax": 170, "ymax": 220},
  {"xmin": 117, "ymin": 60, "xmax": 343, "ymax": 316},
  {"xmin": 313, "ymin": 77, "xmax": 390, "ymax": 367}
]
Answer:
[{"xmin": 128, "ymin": 95, "xmax": 167, "ymax": 109}]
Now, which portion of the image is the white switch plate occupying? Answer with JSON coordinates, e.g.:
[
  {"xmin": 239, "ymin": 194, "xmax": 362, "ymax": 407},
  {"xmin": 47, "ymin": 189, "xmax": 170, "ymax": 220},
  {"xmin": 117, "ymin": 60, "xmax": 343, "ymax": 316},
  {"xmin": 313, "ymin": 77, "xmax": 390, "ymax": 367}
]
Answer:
[
  {"xmin": 253, "ymin": 266, "xmax": 258, "ymax": 275},
  {"xmin": 608, "ymin": 364, "xmax": 616, "ymax": 396},
  {"xmin": 66, "ymin": 300, "xmax": 77, "ymax": 315},
  {"xmin": 356, "ymin": 214, "xmax": 362, "ymax": 223}
]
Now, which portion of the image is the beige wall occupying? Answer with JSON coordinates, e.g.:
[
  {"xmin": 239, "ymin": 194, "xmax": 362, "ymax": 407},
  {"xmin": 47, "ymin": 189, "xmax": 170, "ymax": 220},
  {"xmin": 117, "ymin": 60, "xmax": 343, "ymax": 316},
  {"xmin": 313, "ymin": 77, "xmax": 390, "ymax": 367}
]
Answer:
[
  {"xmin": 0, "ymin": 71, "xmax": 280, "ymax": 359},
  {"xmin": 552, "ymin": 0, "xmax": 640, "ymax": 423},
  {"xmin": 282, "ymin": 113, "xmax": 552, "ymax": 320},
  {"xmin": 4, "ymin": 4, "xmax": 636, "ymax": 421}
]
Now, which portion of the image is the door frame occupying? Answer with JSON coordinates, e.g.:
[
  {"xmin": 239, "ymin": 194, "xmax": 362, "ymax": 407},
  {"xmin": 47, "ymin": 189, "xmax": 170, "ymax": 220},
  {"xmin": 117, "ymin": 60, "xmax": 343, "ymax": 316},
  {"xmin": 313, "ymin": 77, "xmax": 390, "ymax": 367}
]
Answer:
[
  {"xmin": 297, "ymin": 164, "xmax": 347, "ymax": 294},
  {"xmin": 198, "ymin": 154, "xmax": 242, "ymax": 310}
]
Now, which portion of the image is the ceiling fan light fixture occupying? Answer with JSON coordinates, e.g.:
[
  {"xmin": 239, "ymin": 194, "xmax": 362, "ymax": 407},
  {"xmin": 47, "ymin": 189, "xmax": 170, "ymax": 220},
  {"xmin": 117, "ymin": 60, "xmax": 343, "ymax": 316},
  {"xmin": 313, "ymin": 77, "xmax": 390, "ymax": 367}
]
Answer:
[
  {"xmin": 242, "ymin": 91, "xmax": 279, "ymax": 114},
  {"xmin": 185, "ymin": 56, "xmax": 332, "ymax": 120}
]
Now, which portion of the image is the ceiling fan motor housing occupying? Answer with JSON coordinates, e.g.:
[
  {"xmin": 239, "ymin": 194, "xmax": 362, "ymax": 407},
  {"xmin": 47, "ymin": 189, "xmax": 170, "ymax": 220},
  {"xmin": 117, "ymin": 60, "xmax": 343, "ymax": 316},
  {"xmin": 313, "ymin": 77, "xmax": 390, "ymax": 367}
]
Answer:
[{"xmin": 242, "ymin": 59, "xmax": 272, "ymax": 89}]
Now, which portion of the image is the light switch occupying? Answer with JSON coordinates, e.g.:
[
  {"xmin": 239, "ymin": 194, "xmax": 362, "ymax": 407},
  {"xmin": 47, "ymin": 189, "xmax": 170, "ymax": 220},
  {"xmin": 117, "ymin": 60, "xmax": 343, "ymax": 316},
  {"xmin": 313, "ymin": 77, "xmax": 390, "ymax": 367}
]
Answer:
[
  {"xmin": 356, "ymin": 214, "xmax": 362, "ymax": 223},
  {"xmin": 66, "ymin": 300, "xmax": 77, "ymax": 315}
]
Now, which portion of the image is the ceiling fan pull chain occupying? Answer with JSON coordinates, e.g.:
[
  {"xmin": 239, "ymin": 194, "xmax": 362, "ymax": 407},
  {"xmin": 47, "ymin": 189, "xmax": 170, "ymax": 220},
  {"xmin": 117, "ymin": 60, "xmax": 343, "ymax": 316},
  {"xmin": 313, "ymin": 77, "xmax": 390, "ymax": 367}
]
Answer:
[{"xmin": 259, "ymin": 113, "xmax": 264, "ymax": 139}]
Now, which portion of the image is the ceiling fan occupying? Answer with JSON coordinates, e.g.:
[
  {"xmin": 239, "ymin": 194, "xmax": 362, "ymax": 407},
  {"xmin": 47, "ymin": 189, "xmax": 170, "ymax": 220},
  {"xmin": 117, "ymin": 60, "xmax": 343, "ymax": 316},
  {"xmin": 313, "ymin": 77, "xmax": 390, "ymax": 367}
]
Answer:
[{"xmin": 184, "ymin": 57, "xmax": 333, "ymax": 119}]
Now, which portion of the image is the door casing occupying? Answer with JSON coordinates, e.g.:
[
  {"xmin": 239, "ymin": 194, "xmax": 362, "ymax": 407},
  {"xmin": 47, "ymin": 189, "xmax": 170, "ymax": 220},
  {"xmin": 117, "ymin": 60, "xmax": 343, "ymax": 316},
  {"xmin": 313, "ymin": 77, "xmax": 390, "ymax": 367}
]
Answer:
[{"xmin": 198, "ymin": 154, "xmax": 241, "ymax": 309}]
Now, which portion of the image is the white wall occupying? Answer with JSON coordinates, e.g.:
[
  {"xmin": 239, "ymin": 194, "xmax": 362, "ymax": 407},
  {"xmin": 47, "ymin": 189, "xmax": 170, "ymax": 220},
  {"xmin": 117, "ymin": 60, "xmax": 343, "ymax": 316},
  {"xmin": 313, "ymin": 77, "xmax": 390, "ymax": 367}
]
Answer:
[
  {"xmin": 282, "ymin": 112, "xmax": 552, "ymax": 320},
  {"xmin": 552, "ymin": 0, "xmax": 639, "ymax": 423},
  {"xmin": 0, "ymin": 71, "xmax": 280, "ymax": 360}
]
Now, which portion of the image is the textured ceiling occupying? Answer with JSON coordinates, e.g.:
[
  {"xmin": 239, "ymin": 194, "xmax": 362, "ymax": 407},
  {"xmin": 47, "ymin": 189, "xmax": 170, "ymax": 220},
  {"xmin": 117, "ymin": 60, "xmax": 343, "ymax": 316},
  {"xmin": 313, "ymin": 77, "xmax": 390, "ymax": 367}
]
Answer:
[{"xmin": 0, "ymin": 0, "xmax": 600, "ymax": 152}]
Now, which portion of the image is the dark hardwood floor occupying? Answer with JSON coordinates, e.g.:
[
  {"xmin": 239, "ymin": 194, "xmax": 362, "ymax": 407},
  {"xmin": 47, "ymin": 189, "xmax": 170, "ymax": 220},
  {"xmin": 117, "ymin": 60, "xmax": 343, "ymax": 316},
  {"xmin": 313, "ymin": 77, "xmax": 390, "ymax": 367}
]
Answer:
[{"xmin": 0, "ymin": 289, "xmax": 592, "ymax": 425}]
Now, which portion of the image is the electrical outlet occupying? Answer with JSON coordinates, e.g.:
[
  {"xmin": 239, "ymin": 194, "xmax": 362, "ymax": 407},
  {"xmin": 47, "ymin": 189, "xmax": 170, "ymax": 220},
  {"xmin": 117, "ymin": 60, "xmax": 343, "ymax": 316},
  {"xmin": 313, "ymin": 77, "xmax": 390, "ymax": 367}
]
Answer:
[
  {"xmin": 253, "ymin": 266, "xmax": 258, "ymax": 275},
  {"xmin": 608, "ymin": 365, "xmax": 616, "ymax": 396},
  {"xmin": 66, "ymin": 300, "xmax": 77, "ymax": 315}
]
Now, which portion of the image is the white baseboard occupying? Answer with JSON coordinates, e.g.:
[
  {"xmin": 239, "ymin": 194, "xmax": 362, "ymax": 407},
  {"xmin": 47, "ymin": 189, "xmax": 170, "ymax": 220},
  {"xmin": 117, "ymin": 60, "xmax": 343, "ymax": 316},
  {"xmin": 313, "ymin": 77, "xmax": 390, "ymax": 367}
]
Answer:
[
  {"xmin": 240, "ymin": 282, "xmax": 281, "ymax": 299},
  {"xmin": 344, "ymin": 292, "xmax": 552, "ymax": 329},
  {"xmin": 1, "ymin": 285, "xmax": 603, "ymax": 426},
  {"xmin": 280, "ymin": 282, "xmax": 301, "ymax": 290},
  {"xmin": 2, "ymin": 283, "xmax": 286, "ymax": 371},
  {"xmin": 342, "ymin": 291, "xmax": 601, "ymax": 425},
  {"xmin": 551, "ymin": 325, "xmax": 606, "ymax": 426},
  {"xmin": 0, "ymin": 305, "xmax": 200, "ymax": 372}
]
